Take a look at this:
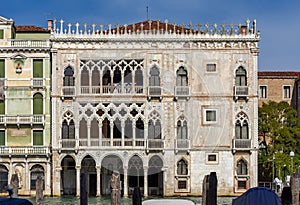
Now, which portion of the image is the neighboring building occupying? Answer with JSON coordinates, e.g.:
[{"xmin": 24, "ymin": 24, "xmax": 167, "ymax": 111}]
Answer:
[
  {"xmin": 0, "ymin": 16, "xmax": 51, "ymax": 195},
  {"xmin": 50, "ymin": 19, "xmax": 260, "ymax": 196},
  {"xmin": 258, "ymin": 71, "xmax": 300, "ymax": 118}
]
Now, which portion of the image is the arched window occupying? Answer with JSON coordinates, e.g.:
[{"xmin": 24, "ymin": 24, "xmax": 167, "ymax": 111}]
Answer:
[
  {"xmin": 235, "ymin": 66, "xmax": 247, "ymax": 86},
  {"xmin": 136, "ymin": 118, "xmax": 144, "ymax": 139},
  {"xmin": 235, "ymin": 112, "xmax": 249, "ymax": 139},
  {"xmin": 62, "ymin": 119, "xmax": 75, "ymax": 139},
  {"xmin": 177, "ymin": 120, "xmax": 188, "ymax": 139},
  {"xmin": 235, "ymin": 120, "xmax": 249, "ymax": 139},
  {"xmin": 102, "ymin": 117, "xmax": 110, "ymax": 139},
  {"xmin": 149, "ymin": 66, "xmax": 160, "ymax": 86},
  {"xmin": 80, "ymin": 67, "xmax": 89, "ymax": 86},
  {"xmin": 92, "ymin": 68, "xmax": 100, "ymax": 93},
  {"xmin": 33, "ymin": 93, "xmax": 43, "ymax": 115},
  {"xmin": 0, "ymin": 165, "xmax": 8, "ymax": 191},
  {"xmin": 113, "ymin": 118, "xmax": 121, "ymax": 139},
  {"xmin": 177, "ymin": 159, "xmax": 188, "ymax": 175},
  {"xmin": 135, "ymin": 68, "xmax": 143, "ymax": 86},
  {"xmin": 148, "ymin": 120, "xmax": 161, "ymax": 139},
  {"xmin": 176, "ymin": 67, "xmax": 188, "ymax": 86},
  {"xmin": 63, "ymin": 66, "xmax": 74, "ymax": 86},
  {"xmin": 90, "ymin": 118, "xmax": 99, "ymax": 139},
  {"xmin": 30, "ymin": 165, "xmax": 44, "ymax": 190},
  {"xmin": 124, "ymin": 118, "xmax": 133, "ymax": 139},
  {"xmin": 237, "ymin": 159, "xmax": 248, "ymax": 175},
  {"xmin": 79, "ymin": 118, "xmax": 87, "ymax": 143}
]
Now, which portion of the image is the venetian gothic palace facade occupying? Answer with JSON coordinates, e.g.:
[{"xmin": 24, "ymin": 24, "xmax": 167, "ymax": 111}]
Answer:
[{"xmin": 0, "ymin": 15, "xmax": 260, "ymax": 197}]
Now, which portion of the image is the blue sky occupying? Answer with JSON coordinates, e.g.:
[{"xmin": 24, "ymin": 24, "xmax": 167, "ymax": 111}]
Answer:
[{"xmin": 1, "ymin": 0, "xmax": 300, "ymax": 71}]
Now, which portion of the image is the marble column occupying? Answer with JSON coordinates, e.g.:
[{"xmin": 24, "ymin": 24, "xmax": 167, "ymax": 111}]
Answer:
[
  {"xmin": 76, "ymin": 166, "xmax": 81, "ymax": 196},
  {"xmin": 96, "ymin": 166, "xmax": 101, "ymax": 196},
  {"xmin": 143, "ymin": 168, "xmax": 148, "ymax": 197},
  {"xmin": 123, "ymin": 166, "xmax": 128, "ymax": 197}
]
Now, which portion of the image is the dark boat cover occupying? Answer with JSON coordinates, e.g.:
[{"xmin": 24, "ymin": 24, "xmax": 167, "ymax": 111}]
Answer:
[
  {"xmin": 0, "ymin": 198, "xmax": 33, "ymax": 205},
  {"xmin": 232, "ymin": 187, "xmax": 281, "ymax": 205}
]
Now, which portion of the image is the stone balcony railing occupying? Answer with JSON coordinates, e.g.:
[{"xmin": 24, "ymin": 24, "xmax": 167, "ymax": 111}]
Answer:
[
  {"xmin": 0, "ymin": 114, "xmax": 45, "ymax": 126},
  {"xmin": 175, "ymin": 139, "xmax": 190, "ymax": 152},
  {"xmin": 61, "ymin": 86, "xmax": 76, "ymax": 98},
  {"xmin": 80, "ymin": 85, "xmax": 144, "ymax": 95},
  {"xmin": 8, "ymin": 40, "xmax": 50, "ymax": 48},
  {"xmin": 232, "ymin": 139, "xmax": 252, "ymax": 151},
  {"xmin": 60, "ymin": 138, "xmax": 146, "ymax": 149},
  {"xmin": 148, "ymin": 86, "xmax": 162, "ymax": 98},
  {"xmin": 174, "ymin": 86, "xmax": 190, "ymax": 99},
  {"xmin": 147, "ymin": 139, "xmax": 164, "ymax": 150},
  {"xmin": 0, "ymin": 146, "xmax": 50, "ymax": 156},
  {"xmin": 234, "ymin": 86, "xmax": 249, "ymax": 99},
  {"xmin": 31, "ymin": 78, "xmax": 45, "ymax": 88}
]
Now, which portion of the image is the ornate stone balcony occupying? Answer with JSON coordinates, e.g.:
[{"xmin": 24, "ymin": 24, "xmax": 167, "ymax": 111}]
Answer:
[
  {"xmin": 31, "ymin": 78, "xmax": 45, "ymax": 89},
  {"xmin": 148, "ymin": 86, "xmax": 162, "ymax": 99},
  {"xmin": 234, "ymin": 86, "xmax": 249, "ymax": 100},
  {"xmin": 61, "ymin": 86, "xmax": 76, "ymax": 98},
  {"xmin": 175, "ymin": 139, "xmax": 190, "ymax": 153},
  {"xmin": 0, "ymin": 114, "xmax": 45, "ymax": 126},
  {"xmin": 174, "ymin": 86, "xmax": 190, "ymax": 99},
  {"xmin": 146, "ymin": 139, "xmax": 164, "ymax": 151},
  {"xmin": 60, "ymin": 138, "xmax": 146, "ymax": 149},
  {"xmin": 0, "ymin": 146, "xmax": 50, "ymax": 156},
  {"xmin": 232, "ymin": 139, "xmax": 251, "ymax": 151},
  {"xmin": 79, "ymin": 85, "xmax": 144, "ymax": 95}
]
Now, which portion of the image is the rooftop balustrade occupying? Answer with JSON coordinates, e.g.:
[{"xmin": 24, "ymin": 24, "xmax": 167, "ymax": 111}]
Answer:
[{"xmin": 50, "ymin": 19, "xmax": 260, "ymax": 40}]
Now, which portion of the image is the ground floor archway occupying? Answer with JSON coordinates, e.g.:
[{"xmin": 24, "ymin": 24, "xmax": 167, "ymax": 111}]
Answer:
[
  {"xmin": 101, "ymin": 155, "xmax": 124, "ymax": 196},
  {"xmin": 61, "ymin": 155, "xmax": 76, "ymax": 195},
  {"xmin": 148, "ymin": 155, "xmax": 163, "ymax": 195},
  {"xmin": 81, "ymin": 155, "xmax": 97, "ymax": 196}
]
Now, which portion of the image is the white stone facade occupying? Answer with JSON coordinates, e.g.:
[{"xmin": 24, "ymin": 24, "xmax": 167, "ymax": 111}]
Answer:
[{"xmin": 50, "ymin": 19, "xmax": 260, "ymax": 196}]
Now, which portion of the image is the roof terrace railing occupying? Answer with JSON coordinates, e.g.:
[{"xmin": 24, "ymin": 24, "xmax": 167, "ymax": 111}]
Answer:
[{"xmin": 50, "ymin": 19, "xmax": 260, "ymax": 40}]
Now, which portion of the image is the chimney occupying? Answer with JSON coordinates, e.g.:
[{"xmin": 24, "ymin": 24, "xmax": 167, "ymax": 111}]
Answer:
[{"xmin": 48, "ymin": 20, "xmax": 53, "ymax": 31}]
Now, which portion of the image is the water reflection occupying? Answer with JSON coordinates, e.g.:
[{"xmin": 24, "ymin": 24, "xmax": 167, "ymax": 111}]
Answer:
[{"xmin": 23, "ymin": 196, "xmax": 235, "ymax": 205}]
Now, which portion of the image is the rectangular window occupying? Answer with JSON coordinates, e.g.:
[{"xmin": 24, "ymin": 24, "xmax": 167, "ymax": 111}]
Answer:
[
  {"xmin": 0, "ymin": 30, "xmax": 3, "ymax": 39},
  {"xmin": 206, "ymin": 64, "xmax": 216, "ymax": 72},
  {"xmin": 237, "ymin": 180, "xmax": 247, "ymax": 189},
  {"xmin": 178, "ymin": 180, "xmax": 187, "ymax": 189},
  {"xmin": 0, "ymin": 60, "xmax": 4, "ymax": 78},
  {"xmin": 206, "ymin": 152, "xmax": 219, "ymax": 164},
  {"xmin": 33, "ymin": 130, "xmax": 43, "ymax": 146},
  {"xmin": 259, "ymin": 86, "xmax": 267, "ymax": 98},
  {"xmin": 203, "ymin": 108, "xmax": 218, "ymax": 125},
  {"xmin": 206, "ymin": 110, "xmax": 216, "ymax": 121},
  {"xmin": 208, "ymin": 154, "xmax": 217, "ymax": 162},
  {"xmin": 283, "ymin": 86, "xmax": 291, "ymax": 99},
  {"xmin": 0, "ymin": 130, "xmax": 5, "ymax": 146},
  {"xmin": 33, "ymin": 59, "xmax": 43, "ymax": 78}
]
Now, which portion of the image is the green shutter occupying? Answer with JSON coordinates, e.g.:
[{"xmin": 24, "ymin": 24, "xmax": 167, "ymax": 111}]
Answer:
[
  {"xmin": 0, "ymin": 100, "xmax": 5, "ymax": 114},
  {"xmin": 33, "ymin": 93, "xmax": 43, "ymax": 114},
  {"xmin": 33, "ymin": 60, "xmax": 43, "ymax": 78},
  {"xmin": 33, "ymin": 131, "xmax": 43, "ymax": 146},
  {"xmin": 0, "ymin": 60, "xmax": 5, "ymax": 78},
  {"xmin": 0, "ymin": 30, "xmax": 3, "ymax": 39},
  {"xmin": 0, "ymin": 131, "xmax": 5, "ymax": 146}
]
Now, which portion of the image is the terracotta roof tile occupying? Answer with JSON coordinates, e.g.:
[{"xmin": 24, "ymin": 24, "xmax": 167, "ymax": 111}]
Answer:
[{"xmin": 15, "ymin": 25, "xmax": 49, "ymax": 32}]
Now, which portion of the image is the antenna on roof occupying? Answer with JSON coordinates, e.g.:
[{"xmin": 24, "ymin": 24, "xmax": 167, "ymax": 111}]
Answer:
[{"xmin": 146, "ymin": 6, "xmax": 149, "ymax": 20}]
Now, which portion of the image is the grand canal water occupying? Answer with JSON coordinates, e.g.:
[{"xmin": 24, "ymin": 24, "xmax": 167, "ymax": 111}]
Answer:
[{"xmin": 22, "ymin": 196, "xmax": 235, "ymax": 205}]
